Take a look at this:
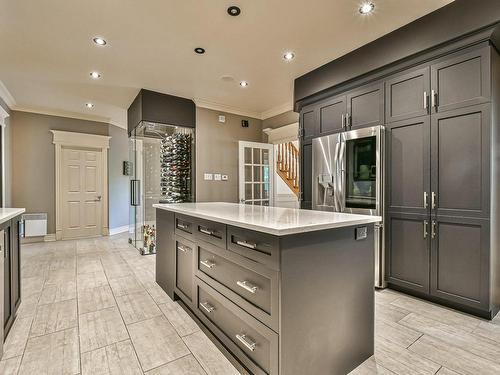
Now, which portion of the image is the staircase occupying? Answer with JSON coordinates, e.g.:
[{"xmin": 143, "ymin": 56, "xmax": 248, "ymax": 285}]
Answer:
[{"xmin": 277, "ymin": 142, "xmax": 299, "ymax": 197}]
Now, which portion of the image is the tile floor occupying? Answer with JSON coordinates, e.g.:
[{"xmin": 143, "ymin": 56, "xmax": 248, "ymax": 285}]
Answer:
[{"xmin": 1, "ymin": 233, "xmax": 500, "ymax": 374}]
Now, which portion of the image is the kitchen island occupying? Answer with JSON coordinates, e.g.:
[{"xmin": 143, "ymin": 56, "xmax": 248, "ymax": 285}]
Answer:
[{"xmin": 154, "ymin": 202, "xmax": 381, "ymax": 375}]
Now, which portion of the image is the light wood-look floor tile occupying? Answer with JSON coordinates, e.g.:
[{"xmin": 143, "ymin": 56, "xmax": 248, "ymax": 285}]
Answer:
[
  {"xmin": 19, "ymin": 327, "xmax": 80, "ymax": 375},
  {"xmin": 30, "ymin": 299, "xmax": 78, "ymax": 337},
  {"xmin": 2, "ymin": 316, "xmax": 33, "ymax": 359},
  {"xmin": 16, "ymin": 292, "xmax": 40, "ymax": 318},
  {"xmin": 38, "ymin": 281, "xmax": 77, "ymax": 305},
  {"xmin": 21, "ymin": 276, "xmax": 45, "ymax": 296},
  {"xmin": 472, "ymin": 320, "xmax": 500, "ymax": 344},
  {"xmin": 143, "ymin": 281, "xmax": 172, "ymax": 304},
  {"xmin": 79, "ymin": 306, "xmax": 129, "ymax": 353},
  {"xmin": 81, "ymin": 340, "xmax": 142, "ymax": 375},
  {"xmin": 116, "ymin": 290, "xmax": 162, "ymax": 324},
  {"xmin": 375, "ymin": 302, "xmax": 411, "ymax": 323},
  {"xmin": 109, "ymin": 275, "xmax": 144, "ymax": 297},
  {"xmin": 78, "ymin": 285, "xmax": 116, "ymax": 314},
  {"xmin": 77, "ymin": 270, "xmax": 109, "ymax": 291},
  {"xmin": 103, "ymin": 263, "xmax": 134, "ymax": 280},
  {"xmin": 128, "ymin": 315, "xmax": 190, "ymax": 371},
  {"xmin": 375, "ymin": 319, "xmax": 422, "ymax": 348},
  {"xmin": 0, "ymin": 356, "xmax": 22, "ymax": 375},
  {"xmin": 77, "ymin": 256, "xmax": 104, "ymax": 274},
  {"xmin": 183, "ymin": 331, "xmax": 239, "ymax": 375},
  {"xmin": 46, "ymin": 269, "xmax": 76, "ymax": 286},
  {"xmin": 49, "ymin": 256, "xmax": 77, "ymax": 271},
  {"xmin": 409, "ymin": 335, "xmax": 500, "ymax": 375},
  {"xmin": 436, "ymin": 367, "xmax": 461, "ymax": 375},
  {"xmin": 146, "ymin": 354, "xmax": 207, "ymax": 375},
  {"xmin": 348, "ymin": 357, "xmax": 396, "ymax": 375},
  {"xmin": 159, "ymin": 301, "xmax": 200, "ymax": 337}
]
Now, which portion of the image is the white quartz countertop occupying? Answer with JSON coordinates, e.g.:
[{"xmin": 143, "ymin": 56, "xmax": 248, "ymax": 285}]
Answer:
[
  {"xmin": 153, "ymin": 202, "xmax": 381, "ymax": 236},
  {"xmin": 0, "ymin": 208, "xmax": 26, "ymax": 225}
]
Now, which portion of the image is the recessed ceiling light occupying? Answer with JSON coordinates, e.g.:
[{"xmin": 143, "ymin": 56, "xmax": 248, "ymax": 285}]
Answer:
[
  {"xmin": 92, "ymin": 37, "xmax": 107, "ymax": 46},
  {"xmin": 227, "ymin": 6, "xmax": 241, "ymax": 16},
  {"xmin": 85, "ymin": 102, "xmax": 94, "ymax": 109},
  {"xmin": 194, "ymin": 47, "xmax": 206, "ymax": 54},
  {"xmin": 240, "ymin": 81, "xmax": 249, "ymax": 87},
  {"xmin": 90, "ymin": 71, "xmax": 101, "ymax": 79},
  {"xmin": 283, "ymin": 51, "xmax": 295, "ymax": 61},
  {"xmin": 359, "ymin": 2, "xmax": 375, "ymax": 14}
]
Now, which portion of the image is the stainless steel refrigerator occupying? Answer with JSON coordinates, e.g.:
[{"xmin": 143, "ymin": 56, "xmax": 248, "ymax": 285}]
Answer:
[{"xmin": 312, "ymin": 125, "xmax": 386, "ymax": 288}]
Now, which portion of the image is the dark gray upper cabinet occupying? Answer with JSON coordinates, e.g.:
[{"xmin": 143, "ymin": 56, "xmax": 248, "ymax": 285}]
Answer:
[
  {"xmin": 318, "ymin": 95, "xmax": 346, "ymax": 136},
  {"xmin": 430, "ymin": 104, "xmax": 490, "ymax": 218},
  {"xmin": 386, "ymin": 212, "xmax": 430, "ymax": 294},
  {"xmin": 431, "ymin": 45, "xmax": 491, "ymax": 114},
  {"xmin": 386, "ymin": 116, "xmax": 431, "ymax": 215},
  {"xmin": 347, "ymin": 82, "xmax": 384, "ymax": 129},
  {"xmin": 430, "ymin": 216, "xmax": 489, "ymax": 310},
  {"xmin": 385, "ymin": 67, "xmax": 431, "ymax": 123},
  {"xmin": 300, "ymin": 106, "xmax": 317, "ymax": 142}
]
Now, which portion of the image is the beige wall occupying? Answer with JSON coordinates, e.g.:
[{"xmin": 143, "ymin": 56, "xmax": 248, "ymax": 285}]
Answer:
[
  {"xmin": 261, "ymin": 110, "xmax": 299, "ymax": 142},
  {"xmin": 0, "ymin": 96, "xmax": 12, "ymax": 206},
  {"xmin": 196, "ymin": 107, "xmax": 263, "ymax": 203},
  {"xmin": 11, "ymin": 111, "xmax": 110, "ymax": 234}
]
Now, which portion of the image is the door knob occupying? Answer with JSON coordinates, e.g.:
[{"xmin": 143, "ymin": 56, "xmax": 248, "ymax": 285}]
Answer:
[{"xmin": 95, "ymin": 195, "xmax": 102, "ymax": 202}]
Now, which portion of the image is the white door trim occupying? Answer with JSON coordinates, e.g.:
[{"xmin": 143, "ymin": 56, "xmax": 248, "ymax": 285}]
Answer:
[
  {"xmin": 51, "ymin": 130, "xmax": 111, "ymax": 240},
  {"xmin": 0, "ymin": 105, "xmax": 9, "ymax": 207}
]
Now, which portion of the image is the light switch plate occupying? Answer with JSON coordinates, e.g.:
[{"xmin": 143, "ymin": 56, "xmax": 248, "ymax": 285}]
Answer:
[
  {"xmin": 218, "ymin": 115, "xmax": 226, "ymax": 123},
  {"xmin": 214, "ymin": 173, "xmax": 222, "ymax": 181},
  {"xmin": 221, "ymin": 175, "xmax": 228, "ymax": 181},
  {"xmin": 204, "ymin": 173, "xmax": 213, "ymax": 181}
]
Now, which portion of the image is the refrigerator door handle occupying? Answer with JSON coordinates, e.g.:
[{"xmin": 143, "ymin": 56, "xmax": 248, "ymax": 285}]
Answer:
[
  {"xmin": 338, "ymin": 141, "xmax": 346, "ymax": 212},
  {"xmin": 333, "ymin": 142, "xmax": 340, "ymax": 211}
]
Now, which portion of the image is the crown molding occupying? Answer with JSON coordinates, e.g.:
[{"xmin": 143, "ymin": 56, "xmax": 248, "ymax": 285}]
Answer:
[
  {"xmin": 12, "ymin": 105, "xmax": 113, "ymax": 125},
  {"xmin": 194, "ymin": 98, "xmax": 263, "ymax": 120},
  {"xmin": 0, "ymin": 81, "xmax": 16, "ymax": 109},
  {"xmin": 260, "ymin": 101, "xmax": 293, "ymax": 120}
]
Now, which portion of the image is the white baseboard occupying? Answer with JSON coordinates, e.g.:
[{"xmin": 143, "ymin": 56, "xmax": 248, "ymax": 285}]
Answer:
[
  {"xmin": 109, "ymin": 225, "xmax": 129, "ymax": 236},
  {"xmin": 21, "ymin": 233, "xmax": 56, "ymax": 244},
  {"xmin": 44, "ymin": 233, "xmax": 56, "ymax": 242}
]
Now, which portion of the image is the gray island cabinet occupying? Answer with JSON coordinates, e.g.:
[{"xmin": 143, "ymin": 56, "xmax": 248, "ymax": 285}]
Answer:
[{"xmin": 154, "ymin": 202, "xmax": 381, "ymax": 375}]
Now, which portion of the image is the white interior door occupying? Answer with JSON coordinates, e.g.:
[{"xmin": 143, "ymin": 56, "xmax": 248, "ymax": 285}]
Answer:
[
  {"xmin": 61, "ymin": 147, "xmax": 102, "ymax": 239},
  {"xmin": 238, "ymin": 141, "xmax": 274, "ymax": 206}
]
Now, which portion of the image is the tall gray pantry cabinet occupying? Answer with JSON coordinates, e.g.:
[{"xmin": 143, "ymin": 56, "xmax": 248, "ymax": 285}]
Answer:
[{"xmin": 296, "ymin": 20, "xmax": 500, "ymax": 319}]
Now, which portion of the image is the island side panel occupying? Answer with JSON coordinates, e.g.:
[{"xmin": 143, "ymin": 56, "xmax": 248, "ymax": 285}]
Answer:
[
  {"xmin": 279, "ymin": 225, "xmax": 375, "ymax": 375},
  {"xmin": 156, "ymin": 208, "xmax": 176, "ymax": 299}
]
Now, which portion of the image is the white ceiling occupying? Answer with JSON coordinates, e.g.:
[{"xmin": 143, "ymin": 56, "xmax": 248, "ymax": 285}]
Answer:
[{"xmin": 0, "ymin": 0, "xmax": 454, "ymax": 128}]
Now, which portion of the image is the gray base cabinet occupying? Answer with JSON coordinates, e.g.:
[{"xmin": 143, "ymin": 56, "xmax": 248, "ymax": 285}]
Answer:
[{"xmin": 156, "ymin": 209, "xmax": 376, "ymax": 375}]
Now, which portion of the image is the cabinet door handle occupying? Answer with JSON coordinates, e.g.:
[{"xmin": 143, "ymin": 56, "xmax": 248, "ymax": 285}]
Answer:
[
  {"xmin": 431, "ymin": 192, "xmax": 437, "ymax": 210},
  {"xmin": 346, "ymin": 113, "xmax": 351, "ymax": 128},
  {"xmin": 423, "ymin": 220, "xmax": 428, "ymax": 239},
  {"xmin": 236, "ymin": 240, "xmax": 257, "ymax": 249},
  {"xmin": 423, "ymin": 192, "xmax": 428, "ymax": 209},
  {"xmin": 236, "ymin": 280, "xmax": 258, "ymax": 294},
  {"xmin": 200, "ymin": 260, "xmax": 215, "ymax": 269},
  {"xmin": 177, "ymin": 245, "xmax": 190, "ymax": 253},
  {"xmin": 431, "ymin": 220, "xmax": 437, "ymax": 239},
  {"xmin": 200, "ymin": 302, "xmax": 215, "ymax": 313},
  {"xmin": 177, "ymin": 223, "xmax": 188, "ymax": 230},
  {"xmin": 423, "ymin": 91, "xmax": 428, "ymax": 110},
  {"xmin": 199, "ymin": 227, "xmax": 214, "ymax": 236},
  {"xmin": 431, "ymin": 90, "xmax": 438, "ymax": 109},
  {"xmin": 236, "ymin": 334, "xmax": 256, "ymax": 352},
  {"xmin": 341, "ymin": 113, "xmax": 345, "ymax": 129}
]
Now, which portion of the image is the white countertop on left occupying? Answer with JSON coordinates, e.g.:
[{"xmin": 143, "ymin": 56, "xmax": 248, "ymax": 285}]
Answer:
[
  {"xmin": 0, "ymin": 208, "xmax": 26, "ymax": 225},
  {"xmin": 153, "ymin": 202, "xmax": 381, "ymax": 236}
]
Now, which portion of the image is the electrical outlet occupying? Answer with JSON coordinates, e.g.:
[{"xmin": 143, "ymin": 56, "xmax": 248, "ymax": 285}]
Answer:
[
  {"xmin": 221, "ymin": 175, "xmax": 228, "ymax": 181},
  {"xmin": 204, "ymin": 173, "xmax": 213, "ymax": 181},
  {"xmin": 214, "ymin": 174, "xmax": 222, "ymax": 181},
  {"xmin": 218, "ymin": 115, "xmax": 226, "ymax": 123}
]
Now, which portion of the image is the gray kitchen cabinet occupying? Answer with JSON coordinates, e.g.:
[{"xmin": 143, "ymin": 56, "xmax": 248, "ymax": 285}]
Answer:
[
  {"xmin": 386, "ymin": 116, "xmax": 431, "ymax": 215},
  {"xmin": 430, "ymin": 45, "xmax": 491, "ymax": 113},
  {"xmin": 300, "ymin": 105, "xmax": 317, "ymax": 143},
  {"xmin": 430, "ymin": 104, "xmax": 490, "ymax": 219},
  {"xmin": 385, "ymin": 67, "xmax": 431, "ymax": 123},
  {"xmin": 430, "ymin": 216, "xmax": 489, "ymax": 311},
  {"xmin": 156, "ymin": 210, "xmax": 176, "ymax": 299},
  {"xmin": 346, "ymin": 82, "xmax": 384, "ymax": 129},
  {"xmin": 300, "ymin": 142, "xmax": 312, "ymax": 209},
  {"xmin": 386, "ymin": 212, "xmax": 430, "ymax": 294},
  {"xmin": 175, "ymin": 236, "xmax": 195, "ymax": 303},
  {"xmin": 318, "ymin": 95, "xmax": 347, "ymax": 136}
]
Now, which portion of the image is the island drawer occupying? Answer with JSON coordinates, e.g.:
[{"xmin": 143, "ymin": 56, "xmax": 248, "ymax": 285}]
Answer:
[
  {"xmin": 195, "ymin": 242, "xmax": 279, "ymax": 330},
  {"xmin": 227, "ymin": 226, "xmax": 280, "ymax": 270},
  {"xmin": 194, "ymin": 218, "xmax": 227, "ymax": 248},
  {"xmin": 175, "ymin": 215, "xmax": 195, "ymax": 239},
  {"xmin": 175, "ymin": 236, "xmax": 195, "ymax": 303},
  {"xmin": 196, "ymin": 278, "xmax": 278, "ymax": 375}
]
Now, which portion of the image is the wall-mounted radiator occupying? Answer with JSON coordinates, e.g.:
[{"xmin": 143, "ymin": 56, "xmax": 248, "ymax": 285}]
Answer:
[{"xmin": 22, "ymin": 213, "xmax": 47, "ymax": 237}]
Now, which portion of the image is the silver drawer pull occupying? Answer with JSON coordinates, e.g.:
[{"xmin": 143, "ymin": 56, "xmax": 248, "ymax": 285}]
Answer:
[
  {"xmin": 177, "ymin": 223, "xmax": 188, "ymax": 230},
  {"xmin": 236, "ymin": 240, "xmax": 257, "ymax": 249},
  {"xmin": 236, "ymin": 280, "xmax": 258, "ymax": 294},
  {"xmin": 177, "ymin": 245, "xmax": 190, "ymax": 253},
  {"xmin": 200, "ymin": 302, "xmax": 215, "ymax": 313},
  {"xmin": 236, "ymin": 334, "xmax": 256, "ymax": 352},
  {"xmin": 200, "ymin": 260, "xmax": 215, "ymax": 269},
  {"xmin": 199, "ymin": 227, "xmax": 214, "ymax": 236}
]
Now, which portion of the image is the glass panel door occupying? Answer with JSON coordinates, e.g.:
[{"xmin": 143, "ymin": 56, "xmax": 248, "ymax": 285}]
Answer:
[
  {"xmin": 345, "ymin": 136, "xmax": 376, "ymax": 210},
  {"xmin": 239, "ymin": 141, "xmax": 274, "ymax": 206}
]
